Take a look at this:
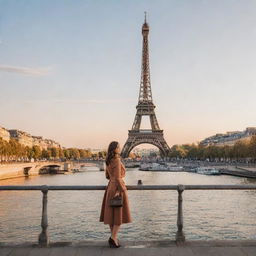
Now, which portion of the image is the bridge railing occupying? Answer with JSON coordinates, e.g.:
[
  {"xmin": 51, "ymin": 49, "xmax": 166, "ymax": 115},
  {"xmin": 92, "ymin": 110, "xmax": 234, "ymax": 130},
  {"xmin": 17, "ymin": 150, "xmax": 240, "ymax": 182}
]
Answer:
[{"xmin": 0, "ymin": 184, "xmax": 256, "ymax": 247}]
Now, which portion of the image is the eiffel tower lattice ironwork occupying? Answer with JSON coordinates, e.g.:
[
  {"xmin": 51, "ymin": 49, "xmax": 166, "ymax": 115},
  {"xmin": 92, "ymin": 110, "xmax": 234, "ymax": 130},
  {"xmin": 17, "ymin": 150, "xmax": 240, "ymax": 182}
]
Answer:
[{"xmin": 121, "ymin": 14, "xmax": 171, "ymax": 158}]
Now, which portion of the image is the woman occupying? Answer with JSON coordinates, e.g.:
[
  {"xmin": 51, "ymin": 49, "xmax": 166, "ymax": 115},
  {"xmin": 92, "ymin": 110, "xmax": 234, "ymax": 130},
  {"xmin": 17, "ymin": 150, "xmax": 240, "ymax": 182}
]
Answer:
[{"xmin": 99, "ymin": 141, "xmax": 132, "ymax": 248}]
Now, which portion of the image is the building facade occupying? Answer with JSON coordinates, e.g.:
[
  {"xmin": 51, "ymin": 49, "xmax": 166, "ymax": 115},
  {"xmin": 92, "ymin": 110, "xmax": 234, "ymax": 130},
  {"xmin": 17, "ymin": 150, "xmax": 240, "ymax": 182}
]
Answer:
[
  {"xmin": 200, "ymin": 127, "xmax": 256, "ymax": 146},
  {"xmin": 0, "ymin": 127, "xmax": 61, "ymax": 149},
  {"xmin": 0, "ymin": 127, "xmax": 10, "ymax": 142}
]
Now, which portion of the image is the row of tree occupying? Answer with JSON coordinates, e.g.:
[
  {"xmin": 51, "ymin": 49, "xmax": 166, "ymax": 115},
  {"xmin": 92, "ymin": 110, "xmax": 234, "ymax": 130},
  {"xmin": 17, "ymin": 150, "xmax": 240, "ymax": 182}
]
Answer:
[
  {"xmin": 0, "ymin": 137, "xmax": 101, "ymax": 162},
  {"xmin": 2, "ymin": 135, "xmax": 256, "ymax": 163},
  {"xmin": 169, "ymin": 135, "xmax": 256, "ymax": 162}
]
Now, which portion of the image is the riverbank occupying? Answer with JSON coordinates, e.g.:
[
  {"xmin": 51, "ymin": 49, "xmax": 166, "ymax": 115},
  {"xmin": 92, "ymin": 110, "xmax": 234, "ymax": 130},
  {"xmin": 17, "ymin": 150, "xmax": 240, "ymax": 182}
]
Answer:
[
  {"xmin": 183, "ymin": 163, "xmax": 256, "ymax": 179},
  {"xmin": 1, "ymin": 239, "xmax": 256, "ymax": 256},
  {"xmin": 2, "ymin": 161, "xmax": 256, "ymax": 181},
  {"xmin": 0, "ymin": 162, "xmax": 94, "ymax": 181},
  {"xmin": 219, "ymin": 166, "xmax": 256, "ymax": 178},
  {"xmin": 0, "ymin": 163, "xmax": 33, "ymax": 180}
]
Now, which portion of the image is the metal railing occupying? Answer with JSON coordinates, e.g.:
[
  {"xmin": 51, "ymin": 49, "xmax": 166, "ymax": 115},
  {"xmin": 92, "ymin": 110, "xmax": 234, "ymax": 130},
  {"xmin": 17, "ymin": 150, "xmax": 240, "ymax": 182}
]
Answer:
[{"xmin": 0, "ymin": 184, "xmax": 256, "ymax": 247}]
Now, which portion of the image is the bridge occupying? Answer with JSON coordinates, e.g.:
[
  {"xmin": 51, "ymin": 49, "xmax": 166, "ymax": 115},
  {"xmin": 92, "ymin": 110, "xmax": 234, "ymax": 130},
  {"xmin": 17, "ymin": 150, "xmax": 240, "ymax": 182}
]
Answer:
[
  {"xmin": 0, "ymin": 184, "xmax": 255, "ymax": 255},
  {"xmin": 0, "ymin": 160, "xmax": 108, "ymax": 180},
  {"xmin": 0, "ymin": 161, "xmax": 73, "ymax": 180}
]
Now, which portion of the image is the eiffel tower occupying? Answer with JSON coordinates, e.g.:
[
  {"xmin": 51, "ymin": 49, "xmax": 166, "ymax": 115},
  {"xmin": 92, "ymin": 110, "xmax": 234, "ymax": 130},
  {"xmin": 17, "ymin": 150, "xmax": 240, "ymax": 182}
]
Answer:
[{"xmin": 121, "ymin": 14, "xmax": 171, "ymax": 159}]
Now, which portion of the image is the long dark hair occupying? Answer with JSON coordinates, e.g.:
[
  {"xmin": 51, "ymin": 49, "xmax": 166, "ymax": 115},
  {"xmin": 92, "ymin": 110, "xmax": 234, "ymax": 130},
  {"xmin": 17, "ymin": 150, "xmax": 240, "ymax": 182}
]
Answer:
[{"xmin": 105, "ymin": 141, "xmax": 119, "ymax": 166}]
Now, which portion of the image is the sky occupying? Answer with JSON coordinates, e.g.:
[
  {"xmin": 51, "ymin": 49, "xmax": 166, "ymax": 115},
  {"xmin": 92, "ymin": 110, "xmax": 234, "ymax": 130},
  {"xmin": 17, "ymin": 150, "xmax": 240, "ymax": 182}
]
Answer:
[{"xmin": 1, "ymin": 0, "xmax": 256, "ymax": 150}]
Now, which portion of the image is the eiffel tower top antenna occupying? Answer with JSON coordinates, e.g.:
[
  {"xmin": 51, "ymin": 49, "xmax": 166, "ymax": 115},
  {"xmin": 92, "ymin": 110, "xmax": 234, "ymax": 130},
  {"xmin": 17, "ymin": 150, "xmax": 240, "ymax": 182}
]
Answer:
[{"xmin": 139, "ymin": 12, "xmax": 152, "ymax": 103}]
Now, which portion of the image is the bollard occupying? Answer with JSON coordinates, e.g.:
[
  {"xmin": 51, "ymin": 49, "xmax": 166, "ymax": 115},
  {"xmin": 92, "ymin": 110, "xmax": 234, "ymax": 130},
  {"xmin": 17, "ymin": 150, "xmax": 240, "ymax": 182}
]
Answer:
[
  {"xmin": 38, "ymin": 185, "xmax": 49, "ymax": 247},
  {"xmin": 175, "ymin": 184, "xmax": 185, "ymax": 243},
  {"xmin": 137, "ymin": 179, "xmax": 143, "ymax": 185}
]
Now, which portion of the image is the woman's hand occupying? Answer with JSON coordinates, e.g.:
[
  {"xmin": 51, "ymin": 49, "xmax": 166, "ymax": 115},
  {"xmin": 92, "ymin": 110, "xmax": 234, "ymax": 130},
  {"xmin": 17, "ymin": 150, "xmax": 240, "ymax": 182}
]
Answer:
[{"xmin": 114, "ymin": 190, "xmax": 121, "ymax": 197}]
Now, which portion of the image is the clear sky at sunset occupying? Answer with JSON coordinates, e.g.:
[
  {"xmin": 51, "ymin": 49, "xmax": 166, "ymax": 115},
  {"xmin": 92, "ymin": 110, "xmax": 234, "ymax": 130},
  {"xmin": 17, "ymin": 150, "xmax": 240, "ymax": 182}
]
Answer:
[{"xmin": 1, "ymin": 0, "xmax": 256, "ymax": 150}]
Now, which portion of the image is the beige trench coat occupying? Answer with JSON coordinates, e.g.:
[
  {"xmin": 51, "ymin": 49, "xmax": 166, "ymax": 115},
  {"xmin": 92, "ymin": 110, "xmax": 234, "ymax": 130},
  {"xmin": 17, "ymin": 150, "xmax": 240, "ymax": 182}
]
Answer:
[{"xmin": 99, "ymin": 155, "xmax": 132, "ymax": 225}]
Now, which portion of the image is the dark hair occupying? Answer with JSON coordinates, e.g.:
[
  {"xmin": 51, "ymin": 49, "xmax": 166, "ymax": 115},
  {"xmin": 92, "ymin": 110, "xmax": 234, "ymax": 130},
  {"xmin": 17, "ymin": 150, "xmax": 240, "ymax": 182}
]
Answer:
[{"xmin": 105, "ymin": 141, "xmax": 119, "ymax": 166}]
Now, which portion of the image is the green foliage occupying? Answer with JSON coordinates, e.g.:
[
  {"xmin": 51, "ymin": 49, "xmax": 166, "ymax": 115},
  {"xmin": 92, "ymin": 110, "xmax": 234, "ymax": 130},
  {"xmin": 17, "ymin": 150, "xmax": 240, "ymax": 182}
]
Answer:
[
  {"xmin": 32, "ymin": 145, "xmax": 42, "ymax": 160},
  {"xmin": 169, "ymin": 136, "xmax": 256, "ymax": 161},
  {"xmin": 0, "ymin": 137, "xmax": 93, "ymax": 162}
]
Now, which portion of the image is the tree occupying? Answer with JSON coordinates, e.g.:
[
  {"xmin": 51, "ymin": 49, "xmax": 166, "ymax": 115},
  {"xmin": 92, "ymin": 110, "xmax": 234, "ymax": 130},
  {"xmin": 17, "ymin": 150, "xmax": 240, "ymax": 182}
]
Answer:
[
  {"xmin": 50, "ymin": 147, "xmax": 59, "ymax": 159},
  {"xmin": 248, "ymin": 136, "xmax": 256, "ymax": 161},
  {"xmin": 42, "ymin": 149, "xmax": 50, "ymax": 159},
  {"xmin": 232, "ymin": 140, "xmax": 249, "ymax": 160},
  {"xmin": 32, "ymin": 145, "xmax": 42, "ymax": 160}
]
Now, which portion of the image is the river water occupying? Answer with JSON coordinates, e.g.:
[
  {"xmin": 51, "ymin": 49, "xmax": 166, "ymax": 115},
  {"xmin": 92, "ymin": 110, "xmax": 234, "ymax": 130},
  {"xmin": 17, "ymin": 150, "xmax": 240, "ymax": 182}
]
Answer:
[{"xmin": 0, "ymin": 166, "xmax": 255, "ymax": 243}]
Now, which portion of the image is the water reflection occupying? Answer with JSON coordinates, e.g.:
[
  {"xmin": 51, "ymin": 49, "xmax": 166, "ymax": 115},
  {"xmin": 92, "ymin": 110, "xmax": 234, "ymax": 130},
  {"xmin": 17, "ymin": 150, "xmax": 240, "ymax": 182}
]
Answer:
[{"xmin": 0, "ymin": 167, "xmax": 255, "ymax": 243}]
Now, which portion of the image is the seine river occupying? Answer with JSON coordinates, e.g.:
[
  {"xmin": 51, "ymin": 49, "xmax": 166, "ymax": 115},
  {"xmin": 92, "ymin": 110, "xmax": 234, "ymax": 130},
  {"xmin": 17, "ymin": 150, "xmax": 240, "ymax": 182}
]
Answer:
[{"xmin": 0, "ymin": 166, "xmax": 255, "ymax": 243}]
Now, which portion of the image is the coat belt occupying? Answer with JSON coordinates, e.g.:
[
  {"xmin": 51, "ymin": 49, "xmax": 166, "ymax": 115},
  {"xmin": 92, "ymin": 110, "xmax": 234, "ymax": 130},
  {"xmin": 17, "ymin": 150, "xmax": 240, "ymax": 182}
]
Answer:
[{"xmin": 109, "ymin": 179, "xmax": 124, "ymax": 183}]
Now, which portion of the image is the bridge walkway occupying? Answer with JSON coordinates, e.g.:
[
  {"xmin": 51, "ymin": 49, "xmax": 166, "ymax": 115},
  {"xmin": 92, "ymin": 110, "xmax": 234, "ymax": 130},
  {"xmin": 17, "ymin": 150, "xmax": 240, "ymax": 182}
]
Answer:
[{"xmin": 1, "ymin": 240, "xmax": 256, "ymax": 256}]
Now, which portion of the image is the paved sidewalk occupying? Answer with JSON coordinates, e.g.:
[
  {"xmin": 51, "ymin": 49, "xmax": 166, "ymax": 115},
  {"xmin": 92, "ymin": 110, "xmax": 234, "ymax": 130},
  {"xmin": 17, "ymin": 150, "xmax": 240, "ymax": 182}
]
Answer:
[
  {"xmin": 239, "ymin": 167, "xmax": 256, "ymax": 173},
  {"xmin": 1, "ymin": 240, "xmax": 256, "ymax": 256}
]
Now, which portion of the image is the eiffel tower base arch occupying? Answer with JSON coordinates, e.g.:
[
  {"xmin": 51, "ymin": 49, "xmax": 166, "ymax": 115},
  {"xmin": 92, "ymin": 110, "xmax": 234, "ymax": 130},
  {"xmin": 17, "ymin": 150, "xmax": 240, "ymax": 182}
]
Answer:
[{"xmin": 121, "ymin": 130, "xmax": 170, "ymax": 159}]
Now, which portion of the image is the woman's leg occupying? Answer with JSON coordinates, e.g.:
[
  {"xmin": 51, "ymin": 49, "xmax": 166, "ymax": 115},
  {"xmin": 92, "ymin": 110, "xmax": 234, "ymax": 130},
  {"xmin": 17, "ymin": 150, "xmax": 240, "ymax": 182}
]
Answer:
[
  {"xmin": 109, "ymin": 224, "xmax": 113, "ymax": 233},
  {"xmin": 111, "ymin": 224, "xmax": 121, "ymax": 245}
]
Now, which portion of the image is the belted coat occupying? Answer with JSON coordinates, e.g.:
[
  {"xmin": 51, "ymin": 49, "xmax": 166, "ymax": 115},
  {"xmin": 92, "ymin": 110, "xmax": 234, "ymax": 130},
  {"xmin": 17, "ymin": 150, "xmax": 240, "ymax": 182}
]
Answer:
[{"xmin": 99, "ymin": 155, "xmax": 132, "ymax": 225}]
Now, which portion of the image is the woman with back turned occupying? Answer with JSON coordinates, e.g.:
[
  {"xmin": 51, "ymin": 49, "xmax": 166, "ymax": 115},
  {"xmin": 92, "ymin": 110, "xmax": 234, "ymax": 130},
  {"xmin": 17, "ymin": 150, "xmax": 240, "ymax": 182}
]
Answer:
[{"xmin": 99, "ymin": 141, "xmax": 132, "ymax": 248}]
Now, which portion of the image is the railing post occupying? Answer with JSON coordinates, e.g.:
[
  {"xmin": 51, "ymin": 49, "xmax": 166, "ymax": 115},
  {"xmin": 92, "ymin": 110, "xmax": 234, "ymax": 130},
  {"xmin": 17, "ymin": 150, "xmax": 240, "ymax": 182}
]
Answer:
[
  {"xmin": 175, "ymin": 184, "xmax": 185, "ymax": 243},
  {"xmin": 38, "ymin": 185, "xmax": 49, "ymax": 247}
]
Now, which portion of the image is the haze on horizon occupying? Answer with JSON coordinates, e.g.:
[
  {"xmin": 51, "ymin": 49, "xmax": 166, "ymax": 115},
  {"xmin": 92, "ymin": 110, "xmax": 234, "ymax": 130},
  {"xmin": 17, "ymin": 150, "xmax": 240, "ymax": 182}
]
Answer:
[{"xmin": 1, "ymin": 0, "xmax": 256, "ymax": 150}]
